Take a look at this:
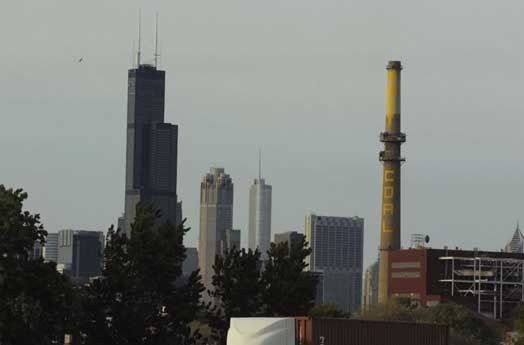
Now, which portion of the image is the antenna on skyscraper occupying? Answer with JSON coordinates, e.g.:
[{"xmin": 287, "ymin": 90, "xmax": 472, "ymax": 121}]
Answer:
[
  {"xmin": 258, "ymin": 148, "xmax": 262, "ymax": 180},
  {"xmin": 154, "ymin": 13, "xmax": 160, "ymax": 68},
  {"xmin": 137, "ymin": 10, "xmax": 142, "ymax": 67}
]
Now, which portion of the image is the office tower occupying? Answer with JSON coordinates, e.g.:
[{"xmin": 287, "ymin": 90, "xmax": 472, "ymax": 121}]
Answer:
[
  {"xmin": 248, "ymin": 156, "xmax": 272, "ymax": 258},
  {"xmin": 274, "ymin": 231, "xmax": 304, "ymax": 252},
  {"xmin": 57, "ymin": 230, "xmax": 104, "ymax": 285},
  {"xmin": 121, "ymin": 35, "xmax": 178, "ymax": 236},
  {"xmin": 505, "ymin": 222, "xmax": 524, "ymax": 253},
  {"xmin": 223, "ymin": 229, "xmax": 241, "ymax": 253},
  {"xmin": 363, "ymin": 260, "xmax": 379, "ymax": 309},
  {"xmin": 183, "ymin": 247, "xmax": 199, "ymax": 276},
  {"xmin": 305, "ymin": 214, "xmax": 364, "ymax": 313},
  {"xmin": 199, "ymin": 167, "xmax": 234, "ymax": 292},
  {"xmin": 43, "ymin": 233, "xmax": 59, "ymax": 263}
]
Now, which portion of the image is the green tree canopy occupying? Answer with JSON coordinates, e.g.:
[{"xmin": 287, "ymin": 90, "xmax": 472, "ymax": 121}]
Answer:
[
  {"xmin": 358, "ymin": 299, "xmax": 501, "ymax": 345},
  {"xmin": 309, "ymin": 304, "xmax": 348, "ymax": 318},
  {"xmin": 261, "ymin": 237, "xmax": 317, "ymax": 316},
  {"xmin": 207, "ymin": 247, "xmax": 263, "ymax": 345},
  {"xmin": 79, "ymin": 206, "xmax": 205, "ymax": 345},
  {"xmin": 0, "ymin": 185, "xmax": 74, "ymax": 345},
  {"xmin": 424, "ymin": 303, "xmax": 501, "ymax": 345}
]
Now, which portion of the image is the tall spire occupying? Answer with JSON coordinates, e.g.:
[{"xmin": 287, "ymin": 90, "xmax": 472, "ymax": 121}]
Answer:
[
  {"xmin": 154, "ymin": 13, "xmax": 159, "ymax": 68},
  {"xmin": 137, "ymin": 10, "xmax": 142, "ymax": 67},
  {"xmin": 258, "ymin": 148, "xmax": 262, "ymax": 180}
]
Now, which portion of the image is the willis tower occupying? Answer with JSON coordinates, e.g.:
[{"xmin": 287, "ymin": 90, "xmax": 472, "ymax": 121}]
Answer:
[{"xmin": 120, "ymin": 20, "xmax": 179, "ymax": 236}]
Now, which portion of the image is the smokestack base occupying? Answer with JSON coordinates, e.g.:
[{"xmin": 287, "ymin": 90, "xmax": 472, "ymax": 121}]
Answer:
[{"xmin": 387, "ymin": 61, "xmax": 403, "ymax": 70}]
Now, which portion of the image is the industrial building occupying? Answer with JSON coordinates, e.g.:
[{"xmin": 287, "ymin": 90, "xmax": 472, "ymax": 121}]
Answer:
[
  {"xmin": 387, "ymin": 248, "xmax": 524, "ymax": 320},
  {"xmin": 378, "ymin": 61, "xmax": 406, "ymax": 304}
]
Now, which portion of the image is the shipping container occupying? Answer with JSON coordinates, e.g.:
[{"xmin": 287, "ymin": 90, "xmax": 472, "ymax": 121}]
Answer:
[{"xmin": 295, "ymin": 317, "xmax": 448, "ymax": 345}]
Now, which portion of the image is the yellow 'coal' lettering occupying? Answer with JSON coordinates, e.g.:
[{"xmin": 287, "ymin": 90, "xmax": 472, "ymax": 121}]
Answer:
[
  {"xmin": 384, "ymin": 186, "xmax": 394, "ymax": 199},
  {"xmin": 382, "ymin": 223, "xmax": 393, "ymax": 233},
  {"xmin": 384, "ymin": 170, "xmax": 395, "ymax": 182},
  {"xmin": 383, "ymin": 203, "xmax": 393, "ymax": 215}
]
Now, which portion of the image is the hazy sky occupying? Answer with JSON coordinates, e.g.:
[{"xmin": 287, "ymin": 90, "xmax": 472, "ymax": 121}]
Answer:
[{"xmin": 2, "ymin": 0, "xmax": 524, "ymax": 269}]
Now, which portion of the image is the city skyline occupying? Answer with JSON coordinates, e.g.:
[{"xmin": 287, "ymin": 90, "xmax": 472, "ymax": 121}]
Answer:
[{"xmin": 2, "ymin": 1, "xmax": 524, "ymax": 271}]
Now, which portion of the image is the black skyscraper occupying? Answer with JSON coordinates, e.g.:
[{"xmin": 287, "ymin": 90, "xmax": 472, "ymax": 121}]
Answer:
[{"xmin": 122, "ymin": 63, "xmax": 178, "ymax": 235}]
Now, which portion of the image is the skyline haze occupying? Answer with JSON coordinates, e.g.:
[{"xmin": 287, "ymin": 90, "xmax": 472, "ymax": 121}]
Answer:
[{"xmin": 2, "ymin": 0, "xmax": 524, "ymax": 270}]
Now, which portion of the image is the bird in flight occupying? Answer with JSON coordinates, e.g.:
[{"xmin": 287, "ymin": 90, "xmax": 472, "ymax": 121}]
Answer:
[{"xmin": 78, "ymin": 58, "xmax": 83, "ymax": 63}]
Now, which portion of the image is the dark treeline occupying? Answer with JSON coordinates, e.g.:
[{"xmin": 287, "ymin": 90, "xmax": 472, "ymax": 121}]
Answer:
[{"xmin": 0, "ymin": 185, "xmax": 317, "ymax": 345}]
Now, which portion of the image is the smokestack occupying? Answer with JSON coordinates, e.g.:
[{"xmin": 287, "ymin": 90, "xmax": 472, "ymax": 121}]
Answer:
[{"xmin": 378, "ymin": 61, "xmax": 406, "ymax": 304}]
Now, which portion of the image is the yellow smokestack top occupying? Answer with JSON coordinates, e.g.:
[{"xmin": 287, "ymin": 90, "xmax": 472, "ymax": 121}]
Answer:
[{"xmin": 378, "ymin": 60, "xmax": 405, "ymax": 304}]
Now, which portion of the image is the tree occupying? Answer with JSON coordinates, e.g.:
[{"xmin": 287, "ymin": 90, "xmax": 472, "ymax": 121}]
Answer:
[
  {"xmin": 356, "ymin": 297, "xmax": 423, "ymax": 322},
  {"xmin": 207, "ymin": 247, "xmax": 263, "ymax": 345},
  {"xmin": 0, "ymin": 185, "xmax": 74, "ymax": 345},
  {"xmin": 79, "ymin": 206, "xmax": 205, "ymax": 345},
  {"xmin": 424, "ymin": 303, "xmax": 501, "ymax": 345},
  {"xmin": 261, "ymin": 238, "xmax": 317, "ymax": 316},
  {"xmin": 309, "ymin": 304, "xmax": 348, "ymax": 318},
  {"xmin": 512, "ymin": 305, "xmax": 524, "ymax": 345},
  {"xmin": 357, "ymin": 299, "xmax": 502, "ymax": 345}
]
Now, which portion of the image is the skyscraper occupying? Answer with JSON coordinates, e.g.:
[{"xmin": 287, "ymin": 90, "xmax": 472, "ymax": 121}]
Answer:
[
  {"xmin": 274, "ymin": 231, "xmax": 304, "ymax": 252},
  {"xmin": 248, "ymin": 156, "xmax": 272, "ymax": 258},
  {"xmin": 363, "ymin": 260, "xmax": 379, "ymax": 309},
  {"xmin": 183, "ymin": 247, "xmax": 199, "ymax": 276},
  {"xmin": 122, "ymin": 61, "xmax": 178, "ymax": 235},
  {"xmin": 223, "ymin": 229, "xmax": 241, "ymax": 252},
  {"xmin": 305, "ymin": 214, "xmax": 364, "ymax": 313},
  {"xmin": 199, "ymin": 167, "xmax": 234, "ymax": 292},
  {"xmin": 57, "ymin": 229, "xmax": 105, "ymax": 285},
  {"xmin": 43, "ymin": 233, "xmax": 59, "ymax": 263},
  {"xmin": 505, "ymin": 222, "xmax": 524, "ymax": 253}
]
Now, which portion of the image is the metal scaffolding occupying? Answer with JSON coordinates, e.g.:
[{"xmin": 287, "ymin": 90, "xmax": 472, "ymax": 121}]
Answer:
[{"xmin": 439, "ymin": 255, "xmax": 524, "ymax": 320}]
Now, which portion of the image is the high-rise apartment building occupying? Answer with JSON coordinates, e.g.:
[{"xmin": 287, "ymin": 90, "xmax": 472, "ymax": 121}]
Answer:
[
  {"xmin": 363, "ymin": 260, "xmax": 379, "ymax": 309},
  {"xmin": 199, "ymin": 167, "xmax": 234, "ymax": 292},
  {"xmin": 57, "ymin": 230, "xmax": 105, "ymax": 285},
  {"xmin": 43, "ymin": 233, "xmax": 59, "ymax": 263},
  {"xmin": 305, "ymin": 214, "xmax": 364, "ymax": 313},
  {"xmin": 274, "ymin": 231, "xmax": 304, "ymax": 252},
  {"xmin": 248, "ymin": 170, "xmax": 272, "ymax": 258},
  {"xmin": 121, "ymin": 62, "xmax": 178, "ymax": 236}
]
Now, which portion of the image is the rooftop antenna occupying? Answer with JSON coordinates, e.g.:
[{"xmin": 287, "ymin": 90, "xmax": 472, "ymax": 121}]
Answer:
[
  {"xmin": 137, "ymin": 10, "xmax": 142, "ymax": 67},
  {"xmin": 154, "ymin": 13, "xmax": 159, "ymax": 68},
  {"xmin": 258, "ymin": 148, "xmax": 262, "ymax": 180}
]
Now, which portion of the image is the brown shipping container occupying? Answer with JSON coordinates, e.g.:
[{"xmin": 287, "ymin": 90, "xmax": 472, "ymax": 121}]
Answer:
[{"xmin": 295, "ymin": 317, "xmax": 448, "ymax": 345}]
